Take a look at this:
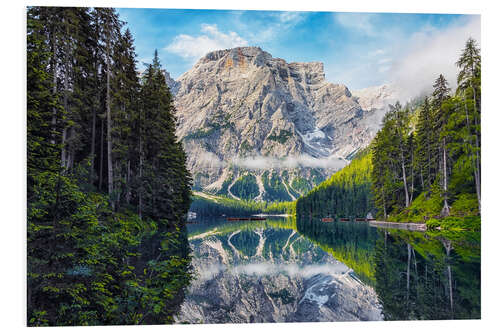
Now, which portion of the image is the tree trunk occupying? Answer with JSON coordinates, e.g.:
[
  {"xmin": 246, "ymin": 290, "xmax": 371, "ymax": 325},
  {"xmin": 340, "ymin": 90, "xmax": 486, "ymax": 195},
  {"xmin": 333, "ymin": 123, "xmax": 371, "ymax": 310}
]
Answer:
[
  {"xmin": 410, "ymin": 146, "xmax": 415, "ymax": 204},
  {"xmin": 382, "ymin": 186, "xmax": 387, "ymax": 220},
  {"xmin": 442, "ymin": 239, "xmax": 454, "ymax": 318},
  {"xmin": 106, "ymin": 36, "xmax": 114, "ymax": 205},
  {"xmin": 427, "ymin": 141, "xmax": 432, "ymax": 190},
  {"xmin": 138, "ymin": 111, "xmax": 143, "ymax": 219},
  {"xmin": 412, "ymin": 247, "xmax": 418, "ymax": 300},
  {"xmin": 406, "ymin": 243, "xmax": 411, "ymax": 303},
  {"xmin": 90, "ymin": 67, "xmax": 98, "ymax": 184},
  {"xmin": 441, "ymin": 138, "xmax": 450, "ymax": 216},
  {"xmin": 472, "ymin": 93, "xmax": 481, "ymax": 212},
  {"xmin": 68, "ymin": 127, "xmax": 75, "ymax": 169},
  {"xmin": 420, "ymin": 166, "xmax": 425, "ymax": 191},
  {"xmin": 471, "ymin": 84, "xmax": 480, "ymax": 211},
  {"xmin": 401, "ymin": 150, "xmax": 410, "ymax": 208},
  {"xmin": 126, "ymin": 159, "xmax": 131, "ymax": 204},
  {"xmin": 50, "ymin": 26, "xmax": 57, "ymax": 145},
  {"xmin": 99, "ymin": 116, "xmax": 104, "ymax": 190},
  {"xmin": 60, "ymin": 30, "xmax": 70, "ymax": 169}
]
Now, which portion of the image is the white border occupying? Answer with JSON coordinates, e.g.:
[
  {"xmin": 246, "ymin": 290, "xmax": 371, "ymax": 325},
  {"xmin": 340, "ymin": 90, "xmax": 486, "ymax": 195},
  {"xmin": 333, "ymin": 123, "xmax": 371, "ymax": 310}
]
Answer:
[{"xmin": 3, "ymin": 1, "xmax": 499, "ymax": 332}]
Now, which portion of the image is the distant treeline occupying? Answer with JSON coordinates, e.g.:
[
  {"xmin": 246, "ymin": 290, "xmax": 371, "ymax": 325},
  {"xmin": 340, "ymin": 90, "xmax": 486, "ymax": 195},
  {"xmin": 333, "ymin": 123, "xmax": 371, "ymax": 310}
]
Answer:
[
  {"xmin": 190, "ymin": 194, "xmax": 296, "ymax": 217},
  {"xmin": 296, "ymin": 148, "xmax": 374, "ymax": 219},
  {"xmin": 27, "ymin": 7, "xmax": 192, "ymax": 326}
]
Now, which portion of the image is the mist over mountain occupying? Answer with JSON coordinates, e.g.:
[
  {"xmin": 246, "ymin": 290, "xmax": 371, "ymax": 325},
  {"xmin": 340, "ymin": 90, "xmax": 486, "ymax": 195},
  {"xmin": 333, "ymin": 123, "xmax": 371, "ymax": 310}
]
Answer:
[{"xmin": 168, "ymin": 47, "xmax": 395, "ymax": 201}]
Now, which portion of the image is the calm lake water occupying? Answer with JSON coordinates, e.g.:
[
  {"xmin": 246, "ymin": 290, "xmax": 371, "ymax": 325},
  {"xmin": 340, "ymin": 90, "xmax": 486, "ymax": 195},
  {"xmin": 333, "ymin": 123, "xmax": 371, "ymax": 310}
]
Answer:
[{"xmin": 175, "ymin": 217, "xmax": 480, "ymax": 323}]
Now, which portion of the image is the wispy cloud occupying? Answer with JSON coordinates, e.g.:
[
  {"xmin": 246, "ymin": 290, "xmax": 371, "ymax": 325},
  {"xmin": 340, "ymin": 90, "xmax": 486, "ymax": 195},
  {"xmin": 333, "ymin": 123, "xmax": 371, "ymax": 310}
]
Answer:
[
  {"xmin": 197, "ymin": 151, "xmax": 226, "ymax": 168},
  {"xmin": 328, "ymin": 14, "xmax": 480, "ymax": 95},
  {"xmin": 243, "ymin": 11, "xmax": 309, "ymax": 44},
  {"xmin": 388, "ymin": 15, "xmax": 481, "ymax": 101},
  {"xmin": 369, "ymin": 49, "xmax": 386, "ymax": 57},
  {"xmin": 334, "ymin": 12, "xmax": 379, "ymax": 36},
  {"xmin": 165, "ymin": 24, "xmax": 248, "ymax": 61},
  {"xmin": 197, "ymin": 262, "xmax": 349, "ymax": 281},
  {"xmin": 277, "ymin": 11, "xmax": 306, "ymax": 25},
  {"xmin": 231, "ymin": 155, "xmax": 347, "ymax": 170},
  {"xmin": 196, "ymin": 153, "xmax": 347, "ymax": 170},
  {"xmin": 378, "ymin": 58, "xmax": 392, "ymax": 65}
]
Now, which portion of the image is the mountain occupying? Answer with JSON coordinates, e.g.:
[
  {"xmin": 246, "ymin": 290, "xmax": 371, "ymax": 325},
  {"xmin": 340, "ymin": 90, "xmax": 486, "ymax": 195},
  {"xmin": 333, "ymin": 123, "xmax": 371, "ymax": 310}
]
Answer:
[
  {"xmin": 352, "ymin": 84, "xmax": 397, "ymax": 112},
  {"xmin": 175, "ymin": 221, "xmax": 382, "ymax": 323},
  {"xmin": 170, "ymin": 47, "xmax": 392, "ymax": 201}
]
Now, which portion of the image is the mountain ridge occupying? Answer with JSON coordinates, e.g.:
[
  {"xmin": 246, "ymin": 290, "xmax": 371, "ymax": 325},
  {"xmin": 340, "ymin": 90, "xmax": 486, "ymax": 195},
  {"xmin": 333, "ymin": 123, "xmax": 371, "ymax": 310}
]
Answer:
[{"xmin": 167, "ymin": 47, "xmax": 395, "ymax": 201}]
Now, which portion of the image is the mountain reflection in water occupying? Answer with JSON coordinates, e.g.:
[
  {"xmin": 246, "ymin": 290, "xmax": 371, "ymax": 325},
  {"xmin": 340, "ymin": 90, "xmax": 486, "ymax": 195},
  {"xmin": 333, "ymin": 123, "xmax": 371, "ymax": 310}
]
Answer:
[{"xmin": 176, "ymin": 217, "xmax": 480, "ymax": 323}]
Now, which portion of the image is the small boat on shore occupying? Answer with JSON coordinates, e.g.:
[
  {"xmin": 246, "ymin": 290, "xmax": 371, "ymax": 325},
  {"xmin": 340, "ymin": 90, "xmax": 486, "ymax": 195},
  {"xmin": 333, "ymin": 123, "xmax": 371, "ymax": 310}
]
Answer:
[
  {"xmin": 339, "ymin": 218, "xmax": 350, "ymax": 222},
  {"xmin": 321, "ymin": 217, "xmax": 334, "ymax": 222}
]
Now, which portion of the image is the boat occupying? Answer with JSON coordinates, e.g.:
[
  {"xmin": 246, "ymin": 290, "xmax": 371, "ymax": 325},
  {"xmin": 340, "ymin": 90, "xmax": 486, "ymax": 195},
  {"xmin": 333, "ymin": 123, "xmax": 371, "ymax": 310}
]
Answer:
[{"xmin": 321, "ymin": 217, "xmax": 334, "ymax": 222}]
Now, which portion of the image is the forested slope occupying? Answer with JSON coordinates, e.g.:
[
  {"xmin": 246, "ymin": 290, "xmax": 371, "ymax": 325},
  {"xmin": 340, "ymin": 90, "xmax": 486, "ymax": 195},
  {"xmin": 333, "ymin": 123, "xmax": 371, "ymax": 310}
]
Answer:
[
  {"xmin": 371, "ymin": 38, "xmax": 481, "ymax": 229},
  {"xmin": 296, "ymin": 38, "xmax": 481, "ymax": 231},
  {"xmin": 189, "ymin": 193, "xmax": 295, "ymax": 217},
  {"xmin": 296, "ymin": 149, "xmax": 374, "ymax": 219},
  {"xmin": 27, "ymin": 7, "xmax": 192, "ymax": 326}
]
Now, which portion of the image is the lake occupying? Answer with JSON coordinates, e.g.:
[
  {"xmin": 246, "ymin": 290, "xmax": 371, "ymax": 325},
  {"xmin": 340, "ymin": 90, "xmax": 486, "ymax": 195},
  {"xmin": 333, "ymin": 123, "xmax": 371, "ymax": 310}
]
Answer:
[{"xmin": 175, "ymin": 217, "xmax": 480, "ymax": 323}]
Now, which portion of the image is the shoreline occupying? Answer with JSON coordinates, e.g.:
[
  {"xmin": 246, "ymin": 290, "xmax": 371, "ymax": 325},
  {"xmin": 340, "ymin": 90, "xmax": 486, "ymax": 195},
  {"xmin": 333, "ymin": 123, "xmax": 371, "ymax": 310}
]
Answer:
[
  {"xmin": 251, "ymin": 213, "xmax": 292, "ymax": 217},
  {"xmin": 369, "ymin": 220, "xmax": 427, "ymax": 231}
]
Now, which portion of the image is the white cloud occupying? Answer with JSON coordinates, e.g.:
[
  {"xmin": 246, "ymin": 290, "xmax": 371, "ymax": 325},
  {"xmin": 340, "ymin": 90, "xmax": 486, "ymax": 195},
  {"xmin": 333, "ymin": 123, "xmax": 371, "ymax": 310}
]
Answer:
[
  {"xmin": 378, "ymin": 65, "xmax": 391, "ymax": 73},
  {"xmin": 378, "ymin": 58, "xmax": 392, "ymax": 65},
  {"xmin": 165, "ymin": 24, "xmax": 248, "ymax": 61},
  {"xmin": 196, "ymin": 153, "xmax": 347, "ymax": 170},
  {"xmin": 244, "ymin": 11, "xmax": 308, "ymax": 44},
  {"xmin": 388, "ymin": 15, "xmax": 481, "ymax": 102},
  {"xmin": 231, "ymin": 155, "xmax": 347, "ymax": 170},
  {"xmin": 197, "ymin": 262, "xmax": 349, "ymax": 281},
  {"xmin": 334, "ymin": 13, "xmax": 379, "ymax": 36},
  {"xmin": 278, "ymin": 11, "xmax": 305, "ymax": 24},
  {"xmin": 370, "ymin": 49, "xmax": 386, "ymax": 56},
  {"xmin": 198, "ymin": 151, "xmax": 225, "ymax": 168}
]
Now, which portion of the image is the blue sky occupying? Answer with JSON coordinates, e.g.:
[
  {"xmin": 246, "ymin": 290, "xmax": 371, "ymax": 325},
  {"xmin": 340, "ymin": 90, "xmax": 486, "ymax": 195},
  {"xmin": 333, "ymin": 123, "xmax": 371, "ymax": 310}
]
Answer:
[{"xmin": 116, "ymin": 8, "xmax": 480, "ymax": 92}]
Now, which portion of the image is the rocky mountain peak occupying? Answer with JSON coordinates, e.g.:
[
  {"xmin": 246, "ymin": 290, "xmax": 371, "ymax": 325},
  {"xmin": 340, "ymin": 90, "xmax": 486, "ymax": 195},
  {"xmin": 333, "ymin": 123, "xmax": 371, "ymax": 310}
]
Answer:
[{"xmin": 169, "ymin": 47, "xmax": 391, "ymax": 200}]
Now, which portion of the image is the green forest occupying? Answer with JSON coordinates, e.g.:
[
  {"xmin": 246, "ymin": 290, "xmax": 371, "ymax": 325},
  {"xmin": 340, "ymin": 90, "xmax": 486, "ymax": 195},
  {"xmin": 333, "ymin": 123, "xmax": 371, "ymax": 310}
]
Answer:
[
  {"xmin": 296, "ymin": 148, "xmax": 373, "ymax": 219},
  {"xmin": 189, "ymin": 193, "xmax": 295, "ymax": 217},
  {"xmin": 373, "ymin": 229, "xmax": 480, "ymax": 320},
  {"xmin": 27, "ymin": 7, "xmax": 192, "ymax": 325},
  {"xmin": 371, "ymin": 38, "xmax": 481, "ymax": 228},
  {"xmin": 296, "ymin": 38, "xmax": 481, "ymax": 231}
]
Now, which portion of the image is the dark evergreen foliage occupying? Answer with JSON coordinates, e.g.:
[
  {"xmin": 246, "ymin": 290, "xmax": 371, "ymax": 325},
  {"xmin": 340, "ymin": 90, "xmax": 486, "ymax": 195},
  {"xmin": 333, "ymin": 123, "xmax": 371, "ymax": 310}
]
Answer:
[
  {"xmin": 27, "ymin": 7, "xmax": 192, "ymax": 326},
  {"xmin": 370, "ymin": 38, "xmax": 480, "ymax": 223},
  {"xmin": 296, "ymin": 149, "xmax": 374, "ymax": 220}
]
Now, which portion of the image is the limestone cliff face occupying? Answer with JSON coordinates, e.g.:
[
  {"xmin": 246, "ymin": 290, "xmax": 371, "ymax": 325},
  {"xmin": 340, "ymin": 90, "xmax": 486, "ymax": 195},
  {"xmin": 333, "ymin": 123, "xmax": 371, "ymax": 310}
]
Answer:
[{"xmin": 171, "ymin": 47, "xmax": 389, "ymax": 199}]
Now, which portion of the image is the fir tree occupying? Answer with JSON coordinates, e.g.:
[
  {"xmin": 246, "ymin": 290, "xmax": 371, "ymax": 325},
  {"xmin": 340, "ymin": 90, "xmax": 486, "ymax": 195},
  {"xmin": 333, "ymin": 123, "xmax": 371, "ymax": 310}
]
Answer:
[
  {"xmin": 431, "ymin": 74, "xmax": 452, "ymax": 216},
  {"xmin": 455, "ymin": 38, "xmax": 481, "ymax": 211}
]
